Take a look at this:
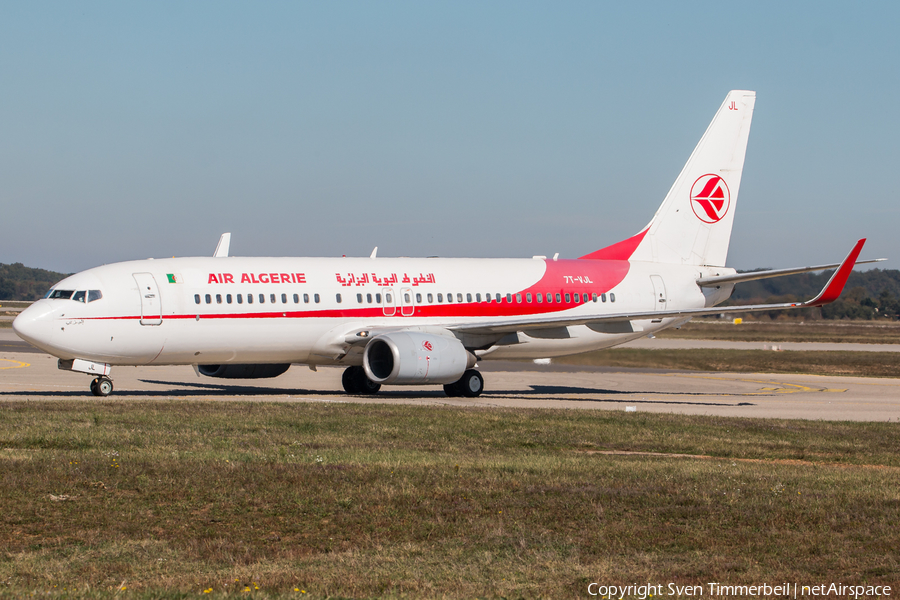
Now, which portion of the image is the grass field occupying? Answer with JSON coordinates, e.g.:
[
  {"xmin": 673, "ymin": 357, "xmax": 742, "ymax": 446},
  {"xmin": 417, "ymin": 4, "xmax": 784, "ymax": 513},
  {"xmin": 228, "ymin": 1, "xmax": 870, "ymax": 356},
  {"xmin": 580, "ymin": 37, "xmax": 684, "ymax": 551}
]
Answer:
[
  {"xmin": 658, "ymin": 319, "xmax": 900, "ymax": 344},
  {"xmin": 1, "ymin": 401, "xmax": 898, "ymax": 599},
  {"xmin": 555, "ymin": 348, "xmax": 900, "ymax": 377}
]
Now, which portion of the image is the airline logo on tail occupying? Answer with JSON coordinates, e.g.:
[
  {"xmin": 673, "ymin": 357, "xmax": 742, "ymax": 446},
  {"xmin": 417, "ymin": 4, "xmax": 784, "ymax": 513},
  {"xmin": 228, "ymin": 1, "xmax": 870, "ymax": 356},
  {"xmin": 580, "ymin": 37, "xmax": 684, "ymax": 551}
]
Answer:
[{"xmin": 690, "ymin": 174, "xmax": 730, "ymax": 223}]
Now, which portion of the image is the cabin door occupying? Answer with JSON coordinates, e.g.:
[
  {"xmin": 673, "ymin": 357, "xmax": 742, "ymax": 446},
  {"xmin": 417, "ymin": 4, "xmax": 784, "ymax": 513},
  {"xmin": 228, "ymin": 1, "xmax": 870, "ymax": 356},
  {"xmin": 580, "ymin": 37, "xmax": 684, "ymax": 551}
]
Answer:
[
  {"xmin": 650, "ymin": 275, "xmax": 667, "ymax": 311},
  {"xmin": 133, "ymin": 273, "xmax": 162, "ymax": 325}
]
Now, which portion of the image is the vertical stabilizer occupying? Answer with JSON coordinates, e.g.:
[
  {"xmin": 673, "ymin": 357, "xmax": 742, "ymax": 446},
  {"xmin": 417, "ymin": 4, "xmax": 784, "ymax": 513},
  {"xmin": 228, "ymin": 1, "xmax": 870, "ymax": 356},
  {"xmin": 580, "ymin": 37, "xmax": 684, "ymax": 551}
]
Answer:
[{"xmin": 584, "ymin": 90, "xmax": 755, "ymax": 266}]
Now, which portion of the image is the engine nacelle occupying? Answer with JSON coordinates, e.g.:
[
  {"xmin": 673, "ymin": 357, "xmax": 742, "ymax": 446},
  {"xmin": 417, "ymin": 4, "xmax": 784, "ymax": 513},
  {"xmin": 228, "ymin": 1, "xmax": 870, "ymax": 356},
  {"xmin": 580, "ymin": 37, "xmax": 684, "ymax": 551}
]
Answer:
[
  {"xmin": 363, "ymin": 331, "xmax": 475, "ymax": 385},
  {"xmin": 197, "ymin": 364, "xmax": 291, "ymax": 379}
]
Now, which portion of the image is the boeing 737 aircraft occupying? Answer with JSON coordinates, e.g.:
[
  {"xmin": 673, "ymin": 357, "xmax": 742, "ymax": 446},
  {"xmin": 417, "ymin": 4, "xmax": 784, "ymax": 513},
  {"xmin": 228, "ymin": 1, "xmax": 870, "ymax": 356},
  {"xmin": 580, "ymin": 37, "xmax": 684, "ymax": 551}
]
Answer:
[{"xmin": 13, "ymin": 90, "xmax": 881, "ymax": 397}]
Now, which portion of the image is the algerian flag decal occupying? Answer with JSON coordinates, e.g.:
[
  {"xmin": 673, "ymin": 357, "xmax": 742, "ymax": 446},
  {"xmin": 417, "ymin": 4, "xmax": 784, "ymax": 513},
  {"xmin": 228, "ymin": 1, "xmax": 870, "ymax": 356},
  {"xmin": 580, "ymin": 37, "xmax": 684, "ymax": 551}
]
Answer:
[{"xmin": 167, "ymin": 273, "xmax": 182, "ymax": 284}]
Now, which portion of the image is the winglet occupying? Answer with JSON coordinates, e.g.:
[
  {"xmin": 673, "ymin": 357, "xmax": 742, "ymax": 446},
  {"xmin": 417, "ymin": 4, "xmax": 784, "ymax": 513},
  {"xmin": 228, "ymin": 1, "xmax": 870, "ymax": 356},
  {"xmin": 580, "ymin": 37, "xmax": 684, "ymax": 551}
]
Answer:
[
  {"xmin": 804, "ymin": 239, "xmax": 866, "ymax": 307},
  {"xmin": 214, "ymin": 233, "xmax": 231, "ymax": 258}
]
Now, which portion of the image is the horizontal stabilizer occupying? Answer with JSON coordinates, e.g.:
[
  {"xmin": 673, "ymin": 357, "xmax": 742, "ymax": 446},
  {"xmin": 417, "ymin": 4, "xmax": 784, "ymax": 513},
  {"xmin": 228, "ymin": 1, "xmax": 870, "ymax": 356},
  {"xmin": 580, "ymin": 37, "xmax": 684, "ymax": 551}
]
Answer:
[{"xmin": 450, "ymin": 239, "xmax": 868, "ymax": 336}]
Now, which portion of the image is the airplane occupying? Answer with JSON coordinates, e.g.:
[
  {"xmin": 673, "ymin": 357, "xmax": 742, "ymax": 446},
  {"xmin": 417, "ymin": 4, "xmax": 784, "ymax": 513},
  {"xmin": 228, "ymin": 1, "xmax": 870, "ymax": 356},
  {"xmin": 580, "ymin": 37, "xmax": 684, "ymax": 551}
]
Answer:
[{"xmin": 13, "ymin": 90, "xmax": 884, "ymax": 398}]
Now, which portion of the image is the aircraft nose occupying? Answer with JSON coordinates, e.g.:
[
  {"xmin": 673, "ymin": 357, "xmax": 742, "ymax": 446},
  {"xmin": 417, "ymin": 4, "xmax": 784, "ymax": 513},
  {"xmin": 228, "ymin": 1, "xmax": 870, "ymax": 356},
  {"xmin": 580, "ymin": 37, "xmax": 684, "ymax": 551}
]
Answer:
[{"xmin": 13, "ymin": 301, "xmax": 58, "ymax": 351}]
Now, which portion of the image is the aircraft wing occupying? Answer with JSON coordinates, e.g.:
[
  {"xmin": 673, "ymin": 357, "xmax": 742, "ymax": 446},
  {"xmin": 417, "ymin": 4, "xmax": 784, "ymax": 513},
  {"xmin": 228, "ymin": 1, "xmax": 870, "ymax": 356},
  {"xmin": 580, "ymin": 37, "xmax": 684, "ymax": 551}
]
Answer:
[
  {"xmin": 447, "ymin": 239, "xmax": 868, "ymax": 336},
  {"xmin": 697, "ymin": 258, "xmax": 884, "ymax": 287}
]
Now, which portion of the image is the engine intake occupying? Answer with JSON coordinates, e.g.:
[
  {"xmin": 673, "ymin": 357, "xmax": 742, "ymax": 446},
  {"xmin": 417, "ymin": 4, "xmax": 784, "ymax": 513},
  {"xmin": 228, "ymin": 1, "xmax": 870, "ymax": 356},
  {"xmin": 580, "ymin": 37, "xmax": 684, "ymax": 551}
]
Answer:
[
  {"xmin": 363, "ymin": 331, "xmax": 475, "ymax": 385},
  {"xmin": 197, "ymin": 364, "xmax": 291, "ymax": 379}
]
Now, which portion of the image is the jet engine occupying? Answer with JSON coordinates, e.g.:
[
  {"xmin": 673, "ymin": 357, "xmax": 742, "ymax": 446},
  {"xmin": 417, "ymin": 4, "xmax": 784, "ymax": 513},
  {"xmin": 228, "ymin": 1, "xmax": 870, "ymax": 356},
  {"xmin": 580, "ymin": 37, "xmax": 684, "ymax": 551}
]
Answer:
[
  {"xmin": 363, "ymin": 331, "xmax": 475, "ymax": 385},
  {"xmin": 197, "ymin": 364, "xmax": 291, "ymax": 379}
]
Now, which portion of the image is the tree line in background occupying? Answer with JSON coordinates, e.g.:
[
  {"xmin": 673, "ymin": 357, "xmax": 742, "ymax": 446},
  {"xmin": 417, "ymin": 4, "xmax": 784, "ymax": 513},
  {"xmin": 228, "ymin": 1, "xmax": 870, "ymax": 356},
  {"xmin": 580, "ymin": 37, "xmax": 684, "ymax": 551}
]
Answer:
[
  {"xmin": 0, "ymin": 263, "xmax": 69, "ymax": 301},
  {"xmin": 1, "ymin": 261, "xmax": 899, "ymax": 320},
  {"xmin": 728, "ymin": 268, "xmax": 900, "ymax": 320}
]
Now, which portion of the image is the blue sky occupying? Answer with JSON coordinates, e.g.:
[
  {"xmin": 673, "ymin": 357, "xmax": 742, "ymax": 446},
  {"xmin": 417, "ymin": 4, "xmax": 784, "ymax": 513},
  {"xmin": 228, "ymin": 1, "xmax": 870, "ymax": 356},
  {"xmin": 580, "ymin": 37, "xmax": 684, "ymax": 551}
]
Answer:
[{"xmin": 1, "ymin": 1, "xmax": 897, "ymax": 273}]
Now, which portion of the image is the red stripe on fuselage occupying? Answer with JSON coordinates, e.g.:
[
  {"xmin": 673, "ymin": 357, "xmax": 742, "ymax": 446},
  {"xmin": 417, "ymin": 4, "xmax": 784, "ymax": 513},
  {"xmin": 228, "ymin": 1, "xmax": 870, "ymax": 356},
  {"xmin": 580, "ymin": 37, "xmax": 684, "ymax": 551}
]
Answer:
[
  {"xmin": 77, "ymin": 258, "xmax": 631, "ymax": 322},
  {"xmin": 579, "ymin": 229, "xmax": 648, "ymax": 261}
]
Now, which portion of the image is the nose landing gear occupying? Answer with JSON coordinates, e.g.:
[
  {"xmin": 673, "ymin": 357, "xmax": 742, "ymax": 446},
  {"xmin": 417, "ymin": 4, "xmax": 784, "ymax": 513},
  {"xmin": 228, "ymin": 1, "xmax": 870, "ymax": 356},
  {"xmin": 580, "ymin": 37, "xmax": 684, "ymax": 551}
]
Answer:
[{"xmin": 90, "ymin": 376, "xmax": 113, "ymax": 397}]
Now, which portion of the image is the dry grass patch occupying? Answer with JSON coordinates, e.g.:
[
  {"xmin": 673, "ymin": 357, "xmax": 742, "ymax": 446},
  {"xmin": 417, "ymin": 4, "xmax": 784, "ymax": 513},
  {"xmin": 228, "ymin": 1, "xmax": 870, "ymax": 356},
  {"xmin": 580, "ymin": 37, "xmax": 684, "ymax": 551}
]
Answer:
[
  {"xmin": 658, "ymin": 319, "xmax": 900, "ymax": 344},
  {"xmin": 556, "ymin": 348, "xmax": 900, "ymax": 377},
  {"xmin": 0, "ymin": 401, "xmax": 898, "ymax": 598}
]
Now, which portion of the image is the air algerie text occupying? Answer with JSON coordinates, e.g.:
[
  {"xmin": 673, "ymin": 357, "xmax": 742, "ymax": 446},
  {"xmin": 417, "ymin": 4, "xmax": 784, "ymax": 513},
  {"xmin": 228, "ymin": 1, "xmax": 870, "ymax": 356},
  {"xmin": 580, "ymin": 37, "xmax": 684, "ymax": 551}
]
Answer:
[{"xmin": 207, "ymin": 273, "xmax": 307, "ymax": 284}]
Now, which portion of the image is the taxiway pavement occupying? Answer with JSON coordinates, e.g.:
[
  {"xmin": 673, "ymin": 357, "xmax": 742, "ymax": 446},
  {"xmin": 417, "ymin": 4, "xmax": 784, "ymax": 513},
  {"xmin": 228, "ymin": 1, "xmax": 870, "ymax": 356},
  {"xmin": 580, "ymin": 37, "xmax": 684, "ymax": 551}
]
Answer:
[{"xmin": 1, "ymin": 330, "xmax": 897, "ymax": 422}]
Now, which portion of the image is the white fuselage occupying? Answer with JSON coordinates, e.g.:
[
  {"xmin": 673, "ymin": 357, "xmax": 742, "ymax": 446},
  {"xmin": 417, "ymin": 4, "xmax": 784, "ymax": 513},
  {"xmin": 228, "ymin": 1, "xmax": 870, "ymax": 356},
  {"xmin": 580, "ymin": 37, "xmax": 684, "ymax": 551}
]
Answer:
[{"xmin": 13, "ymin": 255, "xmax": 731, "ymax": 368}]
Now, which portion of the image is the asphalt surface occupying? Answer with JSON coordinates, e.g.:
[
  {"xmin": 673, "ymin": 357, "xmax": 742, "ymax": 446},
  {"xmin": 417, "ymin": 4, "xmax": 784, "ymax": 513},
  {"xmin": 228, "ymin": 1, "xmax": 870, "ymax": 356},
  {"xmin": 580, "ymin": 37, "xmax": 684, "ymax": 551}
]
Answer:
[{"xmin": 1, "ymin": 328, "xmax": 898, "ymax": 421}]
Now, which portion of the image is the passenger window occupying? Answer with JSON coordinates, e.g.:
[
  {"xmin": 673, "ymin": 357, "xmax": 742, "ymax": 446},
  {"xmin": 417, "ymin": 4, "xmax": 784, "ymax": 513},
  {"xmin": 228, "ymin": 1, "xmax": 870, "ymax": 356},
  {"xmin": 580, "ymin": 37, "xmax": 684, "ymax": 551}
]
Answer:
[
  {"xmin": 88, "ymin": 290, "xmax": 103, "ymax": 302},
  {"xmin": 526, "ymin": 293, "xmax": 532, "ymax": 302},
  {"xmin": 293, "ymin": 294, "xmax": 299, "ymax": 303},
  {"xmin": 536, "ymin": 293, "xmax": 542, "ymax": 303},
  {"xmin": 516, "ymin": 293, "xmax": 522, "ymax": 303},
  {"xmin": 496, "ymin": 293, "xmax": 501, "ymax": 303},
  {"xmin": 476, "ymin": 293, "xmax": 482, "ymax": 302},
  {"xmin": 416, "ymin": 293, "xmax": 422, "ymax": 303},
  {"xmin": 404, "ymin": 293, "xmax": 411, "ymax": 303},
  {"xmin": 226, "ymin": 294, "xmax": 232, "ymax": 304},
  {"xmin": 71, "ymin": 290, "xmax": 86, "ymax": 303},
  {"xmin": 205, "ymin": 294, "xmax": 212, "ymax": 304},
  {"xmin": 314, "ymin": 294, "xmax": 320, "ymax": 303},
  {"xmin": 303, "ymin": 293, "xmax": 309, "ymax": 303},
  {"xmin": 593, "ymin": 293, "xmax": 598, "ymax": 302},
  {"xmin": 546, "ymin": 293, "xmax": 552, "ymax": 303},
  {"xmin": 194, "ymin": 294, "xmax": 201, "ymax": 304},
  {"xmin": 259, "ymin": 294, "xmax": 265, "ymax": 304},
  {"xmin": 248, "ymin": 294, "xmax": 254, "ymax": 304},
  {"xmin": 281, "ymin": 293, "xmax": 287, "ymax": 304},
  {"xmin": 216, "ymin": 294, "xmax": 222, "ymax": 304},
  {"xmin": 437, "ymin": 293, "xmax": 443, "ymax": 303},
  {"xmin": 565, "ymin": 293, "xmax": 571, "ymax": 303},
  {"xmin": 270, "ymin": 294, "xmax": 276, "ymax": 304},
  {"xmin": 375, "ymin": 293, "xmax": 382, "ymax": 303},
  {"xmin": 427, "ymin": 293, "xmax": 433, "ymax": 303},
  {"xmin": 610, "ymin": 293, "xmax": 616, "ymax": 302},
  {"xmin": 336, "ymin": 293, "xmax": 342, "ymax": 303},
  {"xmin": 457, "ymin": 293, "xmax": 463, "ymax": 303},
  {"xmin": 357, "ymin": 293, "xmax": 363, "ymax": 303},
  {"xmin": 583, "ymin": 293, "xmax": 589, "ymax": 303},
  {"xmin": 506, "ymin": 293, "xmax": 512, "ymax": 303},
  {"xmin": 386, "ymin": 293, "xmax": 392, "ymax": 303},
  {"xmin": 556, "ymin": 293, "xmax": 561, "ymax": 303},
  {"xmin": 447, "ymin": 293, "xmax": 453, "ymax": 303},
  {"xmin": 466, "ymin": 293, "xmax": 472, "ymax": 303},
  {"xmin": 601, "ymin": 293, "xmax": 607, "ymax": 303},
  {"xmin": 486, "ymin": 293, "xmax": 492, "ymax": 303},
  {"xmin": 366, "ymin": 293, "xmax": 372, "ymax": 303},
  {"xmin": 237, "ymin": 294, "xmax": 243, "ymax": 304},
  {"xmin": 573, "ymin": 293, "xmax": 579, "ymax": 304}
]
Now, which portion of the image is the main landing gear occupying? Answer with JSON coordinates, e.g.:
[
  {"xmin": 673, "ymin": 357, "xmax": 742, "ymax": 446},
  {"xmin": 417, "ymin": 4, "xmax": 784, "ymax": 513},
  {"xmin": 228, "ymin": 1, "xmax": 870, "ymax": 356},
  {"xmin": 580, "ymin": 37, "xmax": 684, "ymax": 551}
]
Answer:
[
  {"xmin": 340, "ymin": 366, "xmax": 485, "ymax": 398},
  {"xmin": 90, "ymin": 376, "xmax": 113, "ymax": 397},
  {"xmin": 341, "ymin": 366, "xmax": 381, "ymax": 395},
  {"xmin": 443, "ymin": 369, "xmax": 484, "ymax": 398}
]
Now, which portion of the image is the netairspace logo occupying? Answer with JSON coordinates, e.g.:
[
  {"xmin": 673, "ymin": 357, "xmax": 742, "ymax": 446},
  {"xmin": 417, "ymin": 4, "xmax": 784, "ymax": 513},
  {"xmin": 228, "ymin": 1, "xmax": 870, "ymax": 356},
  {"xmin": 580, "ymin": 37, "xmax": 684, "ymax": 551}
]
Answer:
[{"xmin": 586, "ymin": 582, "xmax": 892, "ymax": 599}]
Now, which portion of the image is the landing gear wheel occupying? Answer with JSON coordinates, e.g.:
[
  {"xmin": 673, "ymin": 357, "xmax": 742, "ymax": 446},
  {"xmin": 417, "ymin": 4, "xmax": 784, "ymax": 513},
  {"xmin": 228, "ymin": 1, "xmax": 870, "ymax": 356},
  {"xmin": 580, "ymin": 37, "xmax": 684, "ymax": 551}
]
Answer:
[
  {"xmin": 341, "ymin": 367, "xmax": 357, "ymax": 394},
  {"xmin": 458, "ymin": 369, "xmax": 483, "ymax": 398},
  {"xmin": 342, "ymin": 366, "xmax": 381, "ymax": 395},
  {"xmin": 443, "ymin": 382, "xmax": 461, "ymax": 397},
  {"xmin": 445, "ymin": 370, "xmax": 483, "ymax": 398},
  {"xmin": 91, "ymin": 377, "xmax": 113, "ymax": 397}
]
